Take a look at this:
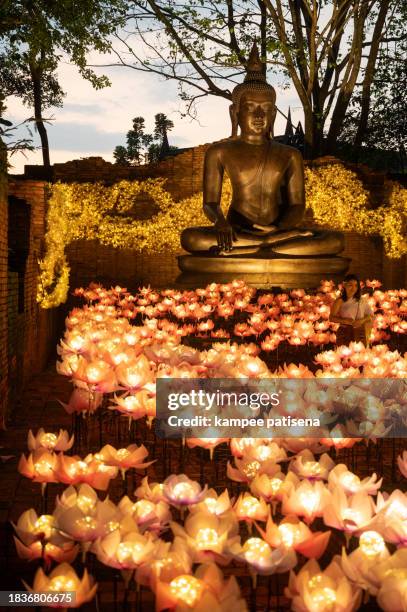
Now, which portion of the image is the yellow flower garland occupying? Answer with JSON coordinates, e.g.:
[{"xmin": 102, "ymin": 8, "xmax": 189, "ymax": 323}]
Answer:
[{"xmin": 37, "ymin": 165, "xmax": 406, "ymax": 308}]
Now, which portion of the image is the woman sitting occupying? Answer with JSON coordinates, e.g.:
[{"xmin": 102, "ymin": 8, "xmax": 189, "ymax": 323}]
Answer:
[{"xmin": 330, "ymin": 274, "xmax": 373, "ymax": 347}]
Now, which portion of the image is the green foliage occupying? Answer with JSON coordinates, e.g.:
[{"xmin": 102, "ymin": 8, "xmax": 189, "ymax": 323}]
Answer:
[
  {"xmin": 0, "ymin": 0, "xmax": 129, "ymax": 161},
  {"xmin": 114, "ymin": 112, "xmax": 178, "ymax": 165}
]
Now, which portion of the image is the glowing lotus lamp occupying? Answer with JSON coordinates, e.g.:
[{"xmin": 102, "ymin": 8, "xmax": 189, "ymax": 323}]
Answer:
[
  {"xmin": 23, "ymin": 563, "xmax": 97, "ymax": 608},
  {"xmin": 28, "ymin": 429, "xmax": 74, "ymax": 453},
  {"xmin": 163, "ymin": 474, "xmax": 207, "ymax": 508},
  {"xmin": 18, "ymin": 449, "xmax": 58, "ymax": 486}
]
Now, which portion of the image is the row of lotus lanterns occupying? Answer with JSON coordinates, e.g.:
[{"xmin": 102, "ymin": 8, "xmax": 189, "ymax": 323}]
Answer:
[
  {"xmin": 16, "ymin": 429, "xmax": 407, "ymax": 610},
  {"xmin": 71, "ymin": 280, "xmax": 407, "ymax": 348},
  {"xmin": 12, "ymin": 280, "xmax": 407, "ymax": 610}
]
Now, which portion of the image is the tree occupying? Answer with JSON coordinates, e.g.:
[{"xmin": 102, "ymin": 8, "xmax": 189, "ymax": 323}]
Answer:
[
  {"xmin": 0, "ymin": 0, "xmax": 128, "ymax": 166},
  {"xmin": 338, "ymin": 1, "xmax": 406, "ymax": 170},
  {"xmin": 148, "ymin": 113, "xmax": 178, "ymax": 162},
  {"xmin": 114, "ymin": 116, "xmax": 154, "ymax": 165},
  {"xmin": 114, "ymin": 112, "xmax": 178, "ymax": 165},
  {"xmin": 113, "ymin": 145, "xmax": 130, "ymax": 166},
  {"xmin": 106, "ymin": 0, "xmax": 405, "ymax": 157}
]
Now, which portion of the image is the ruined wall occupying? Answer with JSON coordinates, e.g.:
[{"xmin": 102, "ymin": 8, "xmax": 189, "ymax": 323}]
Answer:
[
  {"xmin": 0, "ymin": 144, "xmax": 8, "ymax": 426},
  {"xmin": 2, "ymin": 180, "xmax": 58, "ymax": 425}
]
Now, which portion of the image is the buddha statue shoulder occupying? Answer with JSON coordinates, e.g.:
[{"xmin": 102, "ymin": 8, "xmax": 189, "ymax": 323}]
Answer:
[{"xmin": 180, "ymin": 43, "xmax": 344, "ymax": 258}]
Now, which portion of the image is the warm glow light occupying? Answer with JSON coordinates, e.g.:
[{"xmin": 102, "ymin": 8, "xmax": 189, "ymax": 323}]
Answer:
[
  {"xmin": 195, "ymin": 528, "xmax": 219, "ymax": 550},
  {"xmin": 169, "ymin": 575, "xmax": 204, "ymax": 606},
  {"xmin": 359, "ymin": 531, "xmax": 385, "ymax": 558}
]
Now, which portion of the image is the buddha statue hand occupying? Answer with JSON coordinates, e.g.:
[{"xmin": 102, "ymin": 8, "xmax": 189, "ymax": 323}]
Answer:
[{"xmin": 214, "ymin": 218, "xmax": 237, "ymax": 251}]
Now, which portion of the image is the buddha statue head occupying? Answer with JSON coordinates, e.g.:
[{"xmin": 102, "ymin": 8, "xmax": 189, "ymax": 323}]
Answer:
[{"xmin": 230, "ymin": 43, "xmax": 277, "ymax": 139}]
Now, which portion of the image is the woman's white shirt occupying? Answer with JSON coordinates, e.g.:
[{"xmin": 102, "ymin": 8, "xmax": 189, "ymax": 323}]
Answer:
[{"xmin": 337, "ymin": 296, "xmax": 373, "ymax": 320}]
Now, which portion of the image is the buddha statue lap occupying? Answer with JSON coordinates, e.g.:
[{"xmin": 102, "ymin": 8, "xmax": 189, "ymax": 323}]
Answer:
[{"xmin": 177, "ymin": 44, "xmax": 349, "ymax": 288}]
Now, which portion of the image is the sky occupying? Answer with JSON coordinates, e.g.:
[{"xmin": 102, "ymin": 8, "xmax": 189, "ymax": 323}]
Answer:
[{"xmin": 7, "ymin": 52, "xmax": 303, "ymax": 175}]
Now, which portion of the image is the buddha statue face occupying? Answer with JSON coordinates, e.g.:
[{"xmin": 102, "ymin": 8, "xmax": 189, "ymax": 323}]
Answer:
[{"xmin": 231, "ymin": 89, "xmax": 277, "ymax": 140}]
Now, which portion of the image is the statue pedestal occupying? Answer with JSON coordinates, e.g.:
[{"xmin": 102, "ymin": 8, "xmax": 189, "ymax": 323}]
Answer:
[{"xmin": 177, "ymin": 254, "xmax": 350, "ymax": 289}]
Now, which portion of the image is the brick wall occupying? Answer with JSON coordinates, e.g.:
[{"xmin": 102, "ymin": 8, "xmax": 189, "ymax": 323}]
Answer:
[
  {"xmin": 65, "ymin": 231, "xmax": 406, "ymax": 293},
  {"xmin": 0, "ymin": 180, "xmax": 59, "ymax": 425},
  {"xmin": 7, "ymin": 181, "xmax": 58, "ymax": 380},
  {"xmin": 0, "ymin": 144, "xmax": 8, "ymax": 427}
]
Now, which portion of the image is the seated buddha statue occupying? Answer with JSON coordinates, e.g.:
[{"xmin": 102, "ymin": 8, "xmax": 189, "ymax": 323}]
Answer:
[{"xmin": 180, "ymin": 43, "xmax": 345, "ymax": 259}]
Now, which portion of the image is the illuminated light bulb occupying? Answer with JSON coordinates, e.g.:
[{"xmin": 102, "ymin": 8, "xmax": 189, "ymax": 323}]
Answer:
[
  {"xmin": 117, "ymin": 542, "xmax": 144, "ymax": 563},
  {"xmin": 195, "ymin": 528, "xmax": 219, "ymax": 549},
  {"xmin": 243, "ymin": 461, "xmax": 261, "ymax": 479},
  {"xmin": 111, "ymin": 352, "xmax": 130, "ymax": 366},
  {"xmin": 34, "ymin": 460, "xmax": 54, "ymax": 476},
  {"xmin": 106, "ymin": 521, "xmax": 120, "ymax": 533},
  {"xmin": 269, "ymin": 478, "xmax": 283, "ymax": 495},
  {"xmin": 39, "ymin": 433, "xmax": 58, "ymax": 449},
  {"xmin": 169, "ymin": 575, "xmax": 204, "ymax": 606},
  {"xmin": 70, "ymin": 335, "xmax": 86, "ymax": 351},
  {"xmin": 133, "ymin": 500, "xmax": 155, "ymax": 518},
  {"xmin": 242, "ymin": 538, "xmax": 271, "ymax": 563},
  {"xmin": 203, "ymin": 498, "xmax": 217, "ymax": 512},
  {"xmin": 75, "ymin": 516, "xmax": 97, "ymax": 531},
  {"xmin": 310, "ymin": 587, "xmax": 337, "ymax": 610},
  {"xmin": 77, "ymin": 461, "xmax": 88, "ymax": 474},
  {"xmin": 77, "ymin": 495, "xmax": 94, "ymax": 514},
  {"xmin": 48, "ymin": 577, "xmax": 76, "ymax": 591},
  {"xmin": 303, "ymin": 461, "xmax": 323, "ymax": 476},
  {"xmin": 172, "ymin": 483, "xmax": 194, "ymax": 500},
  {"xmin": 299, "ymin": 490, "xmax": 319, "ymax": 513},
  {"xmin": 246, "ymin": 361, "xmax": 260, "ymax": 375},
  {"xmin": 278, "ymin": 524, "xmax": 300, "ymax": 548},
  {"xmin": 241, "ymin": 497, "xmax": 261, "ymax": 517},
  {"xmin": 117, "ymin": 448, "xmax": 131, "ymax": 460},
  {"xmin": 359, "ymin": 531, "xmax": 385, "ymax": 558},
  {"xmin": 308, "ymin": 574, "xmax": 323, "ymax": 589},
  {"xmin": 34, "ymin": 515, "xmax": 55, "ymax": 539},
  {"xmin": 256, "ymin": 446, "xmax": 273, "ymax": 461},
  {"xmin": 86, "ymin": 365, "xmax": 104, "ymax": 383}
]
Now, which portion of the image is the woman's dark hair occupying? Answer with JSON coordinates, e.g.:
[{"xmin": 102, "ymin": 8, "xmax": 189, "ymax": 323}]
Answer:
[{"xmin": 341, "ymin": 274, "xmax": 361, "ymax": 301}]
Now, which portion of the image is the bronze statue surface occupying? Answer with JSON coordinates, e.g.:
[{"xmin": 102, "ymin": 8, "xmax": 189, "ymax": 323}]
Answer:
[{"xmin": 178, "ymin": 43, "xmax": 349, "ymax": 287}]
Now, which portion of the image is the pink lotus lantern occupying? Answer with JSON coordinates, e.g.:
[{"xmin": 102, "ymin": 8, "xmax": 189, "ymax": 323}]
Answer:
[
  {"xmin": 93, "ymin": 528, "xmax": 158, "ymax": 570},
  {"xmin": 59, "ymin": 387, "xmax": 103, "ymax": 415},
  {"xmin": 282, "ymin": 480, "xmax": 329, "ymax": 524},
  {"xmin": 170, "ymin": 511, "xmax": 238, "ymax": 565},
  {"xmin": 118, "ymin": 496, "xmax": 171, "ymax": 533},
  {"xmin": 190, "ymin": 488, "xmax": 234, "ymax": 517},
  {"xmin": 115, "ymin": 355, "xmax": 154, "ymax": 391},
  {"xmin": 18, "ymin": 449, "xmax": 59, "ymax": 485},
  {"xmin": 397, "ymin": 451, "xmax": 407, "ymax": 478},
  {"xmin": 155, "ymin": 564, "xmax": 248, "ymax": 612},
  {"xmin": 341, "ymin": 531, "xmax": 389, "ymax": 595},
  {"xmin": 74, "ymin": 358, "xmax": 118, "ymax": 393},
  {"xmin": 28, "ymin": 429, "xmax": 74, "ymax": 453},
  {"xmin": 163, "ymin": 474, "xmax": 207, "ymax": 508},
  {"xmin": 234, "ymin": 493, "xmax": 268, "ymax": 524},
  {"xmin": 285, "ymin": 558, "xmax": 362, "ymax": 612},
  {"xmin": 98, "ymin": 443, "xmax": 154, "ymax": 478},
  {"xmin": 289, "ymin": 450, "xmax": 335, "ymax": 481},
  {"xmin": 23, "ymin": 563, "xmax": 97, "ymax": 608},
  {"xmin": 12, "ymin": 510, "xmax": 78, "ymax": 567},
  {"xmin": 373, "ymin": 549, "xmax": 407, "ymax": 611},
  {"xmin": 328, "ymin": 464, "xmax": 382, "ymax": 495},
  {"xmin": 55, "ymin": 454, "xmax": 118, "ymax": 491},
  {"xmin": 257, "ymin": 515, "xmax": 331, "ymax": 559},
  {"xmin": 56, "ymin": 496, "xmax": 119, "ymax": 547},
  {"xmin": 323, "ymin": 489, "xmax": 376, "ymax": 538},
  {"xmin": 231, "ymin": 537, "xmax": 297, "ymax": 578}
]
